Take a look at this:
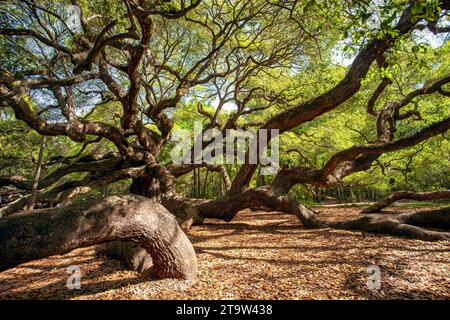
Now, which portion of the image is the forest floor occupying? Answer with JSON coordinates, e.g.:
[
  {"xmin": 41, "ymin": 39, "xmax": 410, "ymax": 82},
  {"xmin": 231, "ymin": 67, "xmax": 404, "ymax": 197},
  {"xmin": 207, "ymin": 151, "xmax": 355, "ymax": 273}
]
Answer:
[{"xmin": 0, "ymin": 206, "xmax": 448, "ymax": 300}]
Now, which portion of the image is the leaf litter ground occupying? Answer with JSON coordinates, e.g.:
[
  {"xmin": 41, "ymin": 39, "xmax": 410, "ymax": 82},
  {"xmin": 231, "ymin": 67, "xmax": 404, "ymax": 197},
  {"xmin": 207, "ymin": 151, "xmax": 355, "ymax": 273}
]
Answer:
[{"xmin": 0, "ymin": 207, "xmax": 448, "ymax": 300}]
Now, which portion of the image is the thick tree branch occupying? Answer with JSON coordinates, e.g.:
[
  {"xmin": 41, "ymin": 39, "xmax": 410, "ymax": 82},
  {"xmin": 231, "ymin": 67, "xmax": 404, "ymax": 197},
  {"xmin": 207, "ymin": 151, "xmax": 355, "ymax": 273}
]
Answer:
[
  {"xmin": 0, "ymin": 195, "xmax": 197, "ymax": 279},
  {"xmin": 362, "ymin": 190, "xmax": 450, "ymax": 213}
]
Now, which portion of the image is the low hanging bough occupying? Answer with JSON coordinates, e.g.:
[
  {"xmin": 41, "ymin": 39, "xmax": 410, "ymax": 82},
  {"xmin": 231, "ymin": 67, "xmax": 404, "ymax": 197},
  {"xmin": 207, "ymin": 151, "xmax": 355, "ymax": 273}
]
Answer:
[
  {"xmin": 361, "ymin": 190, "xmax": 450, "ymax": 213},
  {"xmin": 0, "ymin": 195, "xmax": 197, "ymax": 280},
  {"xmin": 190, "ymin": 186, "xmax": 450, "ymax": 241}
]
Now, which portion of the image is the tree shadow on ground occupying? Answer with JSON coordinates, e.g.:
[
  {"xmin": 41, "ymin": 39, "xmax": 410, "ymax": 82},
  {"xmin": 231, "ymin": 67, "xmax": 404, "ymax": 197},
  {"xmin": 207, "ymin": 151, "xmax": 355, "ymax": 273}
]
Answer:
[
  {"xmin": 0, "ymin": 252, "xmax": 143, "ymax": 300},
  {"xmin": 342, "ymin": 261, "xmax": 449, "ymax": 300}
]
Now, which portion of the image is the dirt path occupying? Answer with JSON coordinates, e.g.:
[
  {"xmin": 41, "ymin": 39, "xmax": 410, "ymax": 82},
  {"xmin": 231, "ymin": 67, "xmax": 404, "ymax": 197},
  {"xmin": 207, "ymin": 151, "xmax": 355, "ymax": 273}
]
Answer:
[{"xmin": 0, "ymin": 207, "xmax": 449, "ymax": 299}]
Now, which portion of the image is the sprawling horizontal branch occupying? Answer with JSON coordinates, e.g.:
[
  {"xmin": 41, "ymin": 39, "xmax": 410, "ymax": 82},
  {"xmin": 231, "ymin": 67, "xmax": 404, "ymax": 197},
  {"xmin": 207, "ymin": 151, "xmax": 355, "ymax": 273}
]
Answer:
[
  {"xmin": 189, "ymin": 186, "xmax": 450, "ymax": 241},
  {"xmin": 0, "ymin": 166, "xmax": 145, "ymax": 217},
  {"xmin": 229, "ymin": 1, "xmax": 425, "ymax": 192},
  {"xmin": 362, "ymin": 190, "xmax": 450, "ymax": 213},
  {"xmin": 0, "ymin": 156, "xmax": 123, "ymax": 191},
  {"xmin": 140, "ymin": 0, "xmax": 201, "ymax": 19},
  {"xmin": 330, "ymin": 206, "xmax": 450, "ymax": 241},
  {"xmin": 0, "ymin": 28, "xmax": 72, "ymax": 54},
  {"xmin": 270, "ymin": 116, "xmax": 450, "ymax": 192},
  {"xmin": 0, "ymin": 84, "xmax": 133, "ymax": 153},
  {"xmin": 396, "ymin": 75, "xmax": 450, "ymax": 109}
]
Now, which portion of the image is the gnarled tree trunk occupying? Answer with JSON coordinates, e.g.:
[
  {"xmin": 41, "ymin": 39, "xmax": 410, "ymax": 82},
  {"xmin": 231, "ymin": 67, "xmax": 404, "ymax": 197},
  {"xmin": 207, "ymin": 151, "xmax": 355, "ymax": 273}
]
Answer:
[
  {"xmin": 0, "ymin": 195, "xmax": 197, "ymax": 280},
  {"xmin": 98, "ymin": 175, "xmax": 203, "ymax": 274},
  {"xmin": 130, "ymin": 174, "xmax": 162, "ymax": 201},
  {"xmin": 130, "ymin": 173, "xmax": 204, "ymax": 229},
  {"xmin": 362, "ymin": 190, "xmax": 450, "ymax": 213}
]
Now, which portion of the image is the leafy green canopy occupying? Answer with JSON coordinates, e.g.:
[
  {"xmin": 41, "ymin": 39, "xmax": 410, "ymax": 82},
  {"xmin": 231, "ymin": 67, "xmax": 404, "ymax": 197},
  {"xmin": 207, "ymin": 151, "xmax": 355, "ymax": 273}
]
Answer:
[{"xmin": 0, "ymin": 0, "xmax": 449, "ymax": 202}]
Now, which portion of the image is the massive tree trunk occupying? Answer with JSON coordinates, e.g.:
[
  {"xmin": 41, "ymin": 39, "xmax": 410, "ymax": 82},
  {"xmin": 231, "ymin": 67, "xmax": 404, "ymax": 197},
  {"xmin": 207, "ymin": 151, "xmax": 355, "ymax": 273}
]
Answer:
[
  {"xmin": 98, "ymin": 174, "xmax": 203, "ymax": 273},
  {"xmin": 0, "ymin": 195, "xmax": 197, "ymax": 280},
  {"xmin": 362, "ymin": 190, "xmax": 450, "ymax": 213},
  {"xmin": 130, "ymin": 174, "xmax": 162, "ymax": 201},
  {"xmin": 129, "ymin": 173, "xmax": 203, "ymax": 228}
]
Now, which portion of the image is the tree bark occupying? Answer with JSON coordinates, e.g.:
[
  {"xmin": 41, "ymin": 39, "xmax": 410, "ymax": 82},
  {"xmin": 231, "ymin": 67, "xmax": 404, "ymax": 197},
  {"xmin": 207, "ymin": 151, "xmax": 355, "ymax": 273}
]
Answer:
[
  {"xmin": 0, "ymin": 195, "xmax": 197, "ymax": 279},
  {"xmin": 130, "ymin": 174, "xmax": 162, "ymax": 201},
  {"xmin": 100, "ymin": 174, "xmax": 202, "ymax": 272},
  {"xmin": 128, "ymin": 173, "xmax": 202, "ymax": 228},
  {"xmin": 97, "ymin": 241, "xmax": 154, "ymax": 275},
  {"xmin": 191, "ymin": 186, "xmax": 450, "ymax": 241},
  {"xmin": 27, "ymin": 136, "xmax": 47, "ymax": 210},
  {"xmin": 99, "ymin": 175, "xmax": 164, "ymax": 274},
  {"xmin": 362, "ymin": 190, "xmax": 450, "ymax": 213}
]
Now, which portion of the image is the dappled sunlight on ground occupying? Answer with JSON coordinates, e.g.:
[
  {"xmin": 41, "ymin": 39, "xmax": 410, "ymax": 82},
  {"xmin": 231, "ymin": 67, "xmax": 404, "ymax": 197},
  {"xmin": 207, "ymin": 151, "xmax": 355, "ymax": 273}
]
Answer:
[{"xmin": 0, "ymin": 207, "xmax": 448, "ymax": 299}]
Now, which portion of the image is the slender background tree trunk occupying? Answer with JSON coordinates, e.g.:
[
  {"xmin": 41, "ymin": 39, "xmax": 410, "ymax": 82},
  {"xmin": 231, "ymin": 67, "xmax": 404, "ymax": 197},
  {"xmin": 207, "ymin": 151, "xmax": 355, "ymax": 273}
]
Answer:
[{"xmin": 27, "ymin": 136, "xmax": 46, "ymax": 210}]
